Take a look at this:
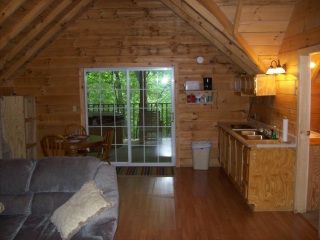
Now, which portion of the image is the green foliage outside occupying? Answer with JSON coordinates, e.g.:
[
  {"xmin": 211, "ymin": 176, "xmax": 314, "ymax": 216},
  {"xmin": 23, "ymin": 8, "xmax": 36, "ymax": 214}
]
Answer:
[{"xmin": 85, "ymin": 69, "xmax": 173, "ymax": 138}]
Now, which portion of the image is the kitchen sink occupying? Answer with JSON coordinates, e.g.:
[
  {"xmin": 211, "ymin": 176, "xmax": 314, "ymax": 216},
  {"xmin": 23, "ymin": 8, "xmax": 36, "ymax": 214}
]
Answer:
[
  {"xmin": 230, "ymin": 124, "xmax": 256, "ymax": 130},
  {"xmin": 237, "ymin": 130, "xmax": 260, "ymax": 135},
  {"xmin": 244, "ymin": 135, "xmax": 272, "ymax": 140},
  {"xmin": 230, "ymin": 123, "xmax": 278, "ymax": 141},
  {"xmin": 233, "ymin": 130, "xmax": 277, "ymax": 140}
]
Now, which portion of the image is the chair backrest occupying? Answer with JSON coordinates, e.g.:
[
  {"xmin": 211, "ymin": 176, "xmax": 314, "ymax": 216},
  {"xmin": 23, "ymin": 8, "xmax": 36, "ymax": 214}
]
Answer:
[
  {"xmin": 144, "ymin": 111, "xmax": 158, "ymax": 126},
  {"xmin": 65, "ymin": 124, "xmax": 87, "ymax": 136},
  {"xmin": 98, "ymin": 128, "xmax": 114, "ymax": 164},
  {"xmin": 41, "ymin": 135, "xmax": 69, "ymax": 157}
]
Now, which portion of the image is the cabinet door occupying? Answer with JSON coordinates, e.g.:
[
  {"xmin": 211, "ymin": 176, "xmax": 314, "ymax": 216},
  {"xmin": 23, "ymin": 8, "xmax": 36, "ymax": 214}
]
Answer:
[
  {"xmin": 1, "ymin": 96, "xmax": 37, "ymax": 158},
  {"xmin": 218, "ymin": 128, "xmax": 230, "ymax": 173},
  {"xmin": 218, "ymin": 128, "xmax": 224, "ymax": 166},
  {"xmin": 235, "ymin": 140, "xmax": 244, "ymax": 189},
  {"xmin": 241, "ymin": 147, "xmax": 250, "ymax": 199},
  {"xmin": 229, "ymin": 136, "xmax": 237, "ymax": 181}
]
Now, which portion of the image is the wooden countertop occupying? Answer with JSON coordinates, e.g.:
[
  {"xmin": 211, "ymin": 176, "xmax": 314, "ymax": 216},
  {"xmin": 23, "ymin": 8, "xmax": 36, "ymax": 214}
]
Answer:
[
  {"xmin": 310, "ymin": 131, "xmax": 320, "ymax": 145},
  {"xmin": 218, "ymin": 122, "xmax": 296, "ymax": 148}
]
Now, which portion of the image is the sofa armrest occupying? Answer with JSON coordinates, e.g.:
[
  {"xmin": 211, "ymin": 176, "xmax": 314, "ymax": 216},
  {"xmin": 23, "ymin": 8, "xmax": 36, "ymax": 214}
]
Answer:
[{"xmin": 81, "ymin": 163, "xmax": 119, "ymax": 240}]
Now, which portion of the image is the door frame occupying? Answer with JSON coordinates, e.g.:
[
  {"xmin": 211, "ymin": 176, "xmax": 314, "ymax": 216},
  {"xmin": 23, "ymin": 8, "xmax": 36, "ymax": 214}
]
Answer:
[
  {"xmin": 295, "ymin": 44, "xmax": 320, "ymax": 213},
  {"xmin": 81, "ymin": 66, "xmax": 176, "ymax": 166}
]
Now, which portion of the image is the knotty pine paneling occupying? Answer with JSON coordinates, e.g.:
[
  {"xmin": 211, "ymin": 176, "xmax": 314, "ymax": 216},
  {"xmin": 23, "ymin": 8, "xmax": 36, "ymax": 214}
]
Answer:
[
  {"xmin": 311, "ymin": 54, "xmax": 320, "ymax": 131},
  {"xmin": 252, "ymin": 0, "xmax": 320, "ymax": 138},
  {"xmin": 11, "ymin": 0, "xmax": 245, "ymax": 162},
  {"xmin": 280, "ymin": 0, "xmax": 320, "ymax": 53}
]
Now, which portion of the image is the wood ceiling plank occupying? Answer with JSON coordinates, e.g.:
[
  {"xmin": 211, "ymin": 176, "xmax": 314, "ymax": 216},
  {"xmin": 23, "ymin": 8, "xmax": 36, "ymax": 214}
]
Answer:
[
  {"xmin": 188, "ymin": 0, "xmax": 266, "ymax": 72},
  {"xmin": 240, "ymin": 5, "xmax": 295, "ymax": 21},
  {"xmin": 233, "ymin": 0, "xmax": 266, "ymax": 72},
  {"xmin": 160, "ymin": 0, "xmax": 261, "ymax": 74},
  {"xmin": 0, "ymin": 0, "xmax": 54, "ymax": 51},
  {"xmin": 0, "ymin": 0, "xmax": 26, "ymax": 25},
  {"xmin": 251, "ymin": 45, "xmax": 281, "ymax": 56},
  {"xmin": 197, "ymin": 0, "xmax": 233, "ymax": 34},
  {"xmin": 0, "ymin": 0, "xmax": 74, "ymax": 70},
  {"xmin": 238, "ymin": 21, "xmax": 290, "ymax": 33},
  {"xmin": 219, "ymin": 6, "xmax": 236, "ymax": 24},
  {"xmin": 0, "ymin": 0, "xmax": 97, "ymax": 83},
  {"xmin": 241, "ymin": 33, "xmax": 285, "ymax": 46}
]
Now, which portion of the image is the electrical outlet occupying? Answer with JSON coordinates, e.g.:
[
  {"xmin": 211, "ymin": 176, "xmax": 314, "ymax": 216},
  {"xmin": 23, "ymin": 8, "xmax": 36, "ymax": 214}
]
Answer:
[{"xmin": 72, "ymin": 106, "xmax": 77, "ymax": 112}]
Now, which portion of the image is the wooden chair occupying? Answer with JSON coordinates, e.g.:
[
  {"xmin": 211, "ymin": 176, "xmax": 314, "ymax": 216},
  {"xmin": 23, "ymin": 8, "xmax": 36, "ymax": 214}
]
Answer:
[
  {"xmin": 41, "ymin": 135, "xmax": 69, "ymax": 157},
  {"xmin": 97, "ymin": 128, "xmax": 114, "ymax": 164},
  {"xmin": 64, "ymin": 124, "xmax": 87, "ymax": 136},
  {"xmin": 64, "ymin": 124, "xmax": 88, "ymax": 155},
  {"xmin": 142, "ymin": 110, "xmax": 163, "ymax": 142}
]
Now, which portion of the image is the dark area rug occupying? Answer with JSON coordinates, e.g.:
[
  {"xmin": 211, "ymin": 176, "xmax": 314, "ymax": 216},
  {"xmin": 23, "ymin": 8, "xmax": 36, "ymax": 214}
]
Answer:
[{"xmin": 116, "ymin": 166, "xmax": 175, "ymax": 176}]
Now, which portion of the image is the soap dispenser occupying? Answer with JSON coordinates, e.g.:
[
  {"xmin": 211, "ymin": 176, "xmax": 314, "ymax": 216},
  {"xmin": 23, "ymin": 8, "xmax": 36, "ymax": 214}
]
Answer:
[{"xmin": 272, "ymin": 125, "xmax": 277, "ymax": 139}]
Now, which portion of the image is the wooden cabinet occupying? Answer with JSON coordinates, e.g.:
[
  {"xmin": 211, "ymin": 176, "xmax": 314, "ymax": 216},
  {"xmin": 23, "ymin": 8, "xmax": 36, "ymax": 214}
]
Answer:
[
  {"xmin": 218, "ymin": 128, "xmax": 230, "ymax": 173},
  {"xmin": 241, "ymin": 146, "xmax": 250, "ymax": 200},
  {"xmin": 307, "ymin": 145, "xmax": 320, "ymax": 211},
  {"xmin": 234, "ymin": 74, "xmax": 276, "ymax": 96},
  {"xmin": 218, "ymin": 127, "xmax": 295, "ymax": 211},
  {"xmin": 185, "ymin": 90, "xmax": 213, "ymax": 105},
  {"xmin": 1, "ymin": 96, "xmax": 37, "ymax": 158}
]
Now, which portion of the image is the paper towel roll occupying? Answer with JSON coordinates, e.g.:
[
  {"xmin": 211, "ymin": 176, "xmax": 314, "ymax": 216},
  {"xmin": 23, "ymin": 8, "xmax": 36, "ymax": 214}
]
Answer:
[{"xmin": 282, "ymin": 118, "xmax": 288, "ymax": 142}]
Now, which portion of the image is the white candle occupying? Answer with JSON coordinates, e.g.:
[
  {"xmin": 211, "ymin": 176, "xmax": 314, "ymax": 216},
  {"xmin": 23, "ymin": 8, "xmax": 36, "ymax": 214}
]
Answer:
[{"xmin": 282, "ymin": 118, "xmax": 288, "ymax": 142}]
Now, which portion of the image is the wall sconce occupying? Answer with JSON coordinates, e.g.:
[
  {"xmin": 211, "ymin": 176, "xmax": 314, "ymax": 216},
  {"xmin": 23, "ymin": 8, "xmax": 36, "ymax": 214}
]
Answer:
[{"xmin": 266, "ymin": 60, "xmax": 286, "ymax": 75}]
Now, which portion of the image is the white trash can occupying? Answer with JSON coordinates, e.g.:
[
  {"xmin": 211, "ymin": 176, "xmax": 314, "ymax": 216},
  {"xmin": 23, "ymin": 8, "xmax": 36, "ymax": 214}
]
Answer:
[{"xmin": 192, "ymin": 141, "xmax": 211, "ymax": 170}]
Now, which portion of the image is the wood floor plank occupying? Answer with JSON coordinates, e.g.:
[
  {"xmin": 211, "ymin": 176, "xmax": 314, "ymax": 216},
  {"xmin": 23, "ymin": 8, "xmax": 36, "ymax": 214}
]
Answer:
[{"xmin": 116, "ymin": 167, "xmax": 317, "ymax": 240}]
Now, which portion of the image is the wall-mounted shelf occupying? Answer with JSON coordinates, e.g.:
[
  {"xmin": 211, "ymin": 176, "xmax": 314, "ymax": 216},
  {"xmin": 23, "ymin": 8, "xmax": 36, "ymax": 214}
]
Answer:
[{"xmin": 185, "ymin": 90, "xmax": 215, "ymax": 105}]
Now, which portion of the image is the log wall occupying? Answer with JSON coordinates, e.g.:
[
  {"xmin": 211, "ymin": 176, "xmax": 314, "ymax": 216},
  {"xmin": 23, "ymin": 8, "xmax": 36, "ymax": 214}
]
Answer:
[
  {"xmin": 3, "ymin": 0, "xmax": 245, "ymax": 165},
  {"xmin": 311, "ymin": 54, "xmax": 320, "ymax": 132},
  {"xmin": 251, "ymin": 0, "xmax": 320, "ymax": 137}
]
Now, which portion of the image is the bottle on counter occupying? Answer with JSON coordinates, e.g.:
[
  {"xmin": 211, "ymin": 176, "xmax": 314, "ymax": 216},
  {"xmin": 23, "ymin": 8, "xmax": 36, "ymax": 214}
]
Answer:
[{"xmin": 272, "ymin": 125, "xmax": 277, "ymax": 139}]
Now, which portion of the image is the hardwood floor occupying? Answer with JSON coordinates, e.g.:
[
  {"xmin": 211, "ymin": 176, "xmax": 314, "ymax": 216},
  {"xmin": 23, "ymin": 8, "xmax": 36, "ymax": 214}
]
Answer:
[{"xmin": 116, "ymin": 167, "xmax": 318, "ymax": 240}]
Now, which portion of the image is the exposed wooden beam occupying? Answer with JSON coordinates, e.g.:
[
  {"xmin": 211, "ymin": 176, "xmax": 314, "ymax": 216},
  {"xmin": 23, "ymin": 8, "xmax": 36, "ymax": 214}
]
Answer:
[
  {"xmin": 233, "ymin": 0, "xmax": 242, "ymax": 35},
  {"xmin": 197, "ymin": 0, "xmax": 233, "ymax": 35},
  {"xmin": 198, "ymin": 0, "xmax": 267, "ymax": 73},
  {"xmin": 0, "ymin": 0, "xmax": 74, "ymax": 70},
  {"xmin": 0, "ymin": 0, "xmax": 54, "ymax": 52},
  {"xmin": 0, "ymin": 0, "xmax": 97, "ymax": 83},
  {"xmin": 0, "ymin": 0, "xmax": 26, "ymax": 25},
  {"xmin": 160, "ymin": 0, "xmax": 260, "ymax": 74},
  {"xmin": 233, "ymin": 0, "xmax": 267, "ymax": 73}
]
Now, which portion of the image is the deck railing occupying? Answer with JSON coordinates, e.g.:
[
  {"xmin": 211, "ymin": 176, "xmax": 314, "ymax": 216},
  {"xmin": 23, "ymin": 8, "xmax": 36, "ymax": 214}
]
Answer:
[{"xmin": 87, "ymin": 103, "xmax": 172, "ymax": 139}]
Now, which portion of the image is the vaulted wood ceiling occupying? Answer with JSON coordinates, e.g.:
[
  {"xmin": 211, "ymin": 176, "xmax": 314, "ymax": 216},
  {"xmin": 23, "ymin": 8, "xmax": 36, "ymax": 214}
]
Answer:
[{"xmin": 0, "ymin": 0, "xmax": 296, "ymax": 84}]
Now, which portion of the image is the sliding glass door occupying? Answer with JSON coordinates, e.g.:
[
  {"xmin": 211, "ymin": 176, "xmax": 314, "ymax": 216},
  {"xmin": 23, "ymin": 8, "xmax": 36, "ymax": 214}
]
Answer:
[{"xmin": 84, "ymin": 67, "xmax": 175, "ymax": 166}]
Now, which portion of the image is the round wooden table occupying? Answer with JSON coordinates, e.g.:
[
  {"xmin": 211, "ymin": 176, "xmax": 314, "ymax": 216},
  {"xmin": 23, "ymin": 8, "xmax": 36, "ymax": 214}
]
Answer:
[{"xmin": 67, "ymin": 135, "xmax": 102, "ymax": 157}]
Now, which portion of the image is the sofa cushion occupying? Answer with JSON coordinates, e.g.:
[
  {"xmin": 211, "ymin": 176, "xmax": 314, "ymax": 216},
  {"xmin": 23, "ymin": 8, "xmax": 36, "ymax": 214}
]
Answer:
[
  {"xmin": 31, "ymin": 192, "xmax": 74, "ymax": 214},
  {"xmin": 51, "ymin": 180, "xmax": 113, "ymax": 240},
  {"xmin": 13, "ymin": 215, "xmax": 103, "ymax": 240},
  {"xmin": 30, "ymin": 156, "xmax": 101, "ymax": 193},
  {"xmin": 0, "ymin": 158, "xmax": 36, "ymax": 194},
  {"xmin": 0, "ymin": 215, "xmax": 28, "ymax": 240},
  {"xmin": 0, "ymin": 192, "xmax": 33, "ymax": 215},
  {"xmin": 0, "ymin": 201, "xmax": 4, "ymax": 213}
]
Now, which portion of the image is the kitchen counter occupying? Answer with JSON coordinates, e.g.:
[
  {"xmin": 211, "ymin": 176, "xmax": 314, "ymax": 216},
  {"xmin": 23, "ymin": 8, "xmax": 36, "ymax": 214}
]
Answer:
[
  {"xmin": 217, "ymin": 121, "xmax": 296, "ymax": 148},
  {"xmin": 310, "ymin": 131, "xmax": 320, "ymax": 145},
  {"xmin": 217, "ymin": 121, "xmax": 296, "ymax": 211}
]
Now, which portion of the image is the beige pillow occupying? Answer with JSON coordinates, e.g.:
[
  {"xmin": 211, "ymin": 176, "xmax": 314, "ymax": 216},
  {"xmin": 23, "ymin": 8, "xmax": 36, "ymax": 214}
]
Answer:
[
  {"xmin": 51, "ymin": 180, "xmax": 113, "ymax": 240},
  {"xmin": 0, "ymin": 202, "xmax": 4, "ymax": 213}
]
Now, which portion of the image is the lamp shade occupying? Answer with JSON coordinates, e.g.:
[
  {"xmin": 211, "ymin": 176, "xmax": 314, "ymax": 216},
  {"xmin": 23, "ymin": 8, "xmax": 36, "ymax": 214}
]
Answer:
[{"xmin": 266, "ymin": 60, "xmax": 285, "ymax": 75}]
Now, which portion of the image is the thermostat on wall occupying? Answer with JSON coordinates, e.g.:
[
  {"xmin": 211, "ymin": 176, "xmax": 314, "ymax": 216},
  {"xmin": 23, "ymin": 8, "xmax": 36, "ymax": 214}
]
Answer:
[{"xmin": 184, "ymin": 80, "xmax": 200, "ymax": 90}]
